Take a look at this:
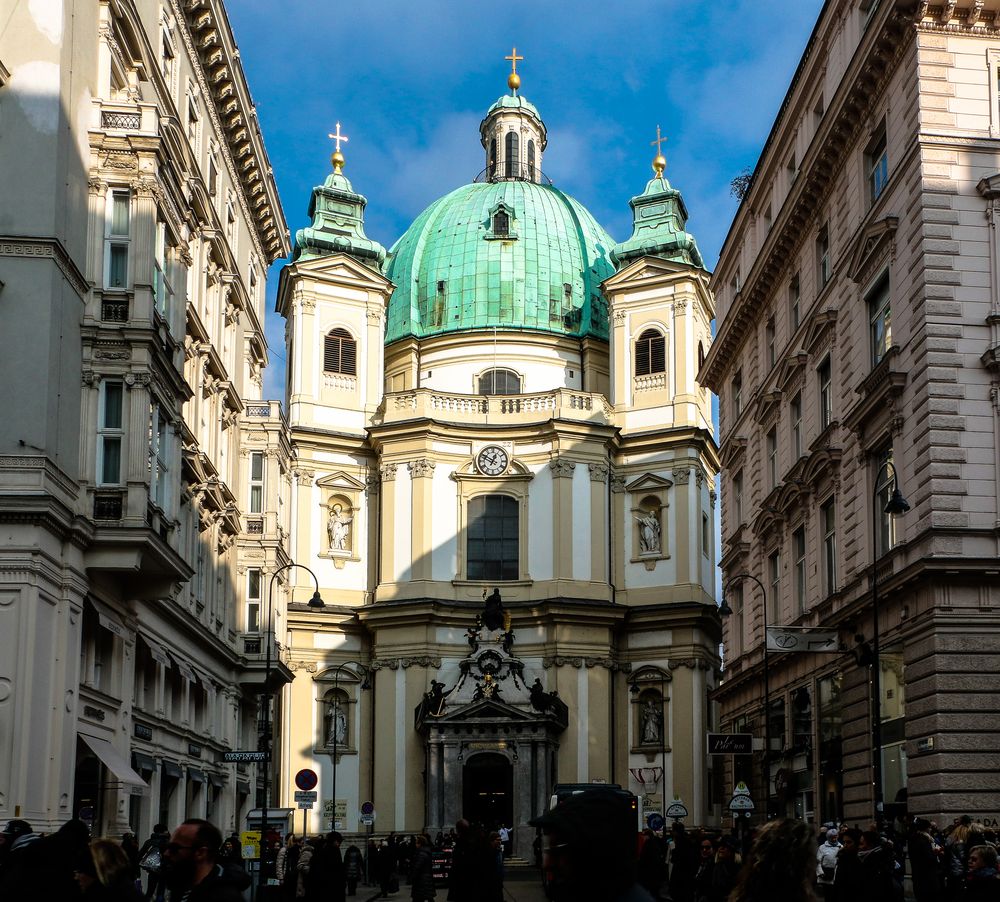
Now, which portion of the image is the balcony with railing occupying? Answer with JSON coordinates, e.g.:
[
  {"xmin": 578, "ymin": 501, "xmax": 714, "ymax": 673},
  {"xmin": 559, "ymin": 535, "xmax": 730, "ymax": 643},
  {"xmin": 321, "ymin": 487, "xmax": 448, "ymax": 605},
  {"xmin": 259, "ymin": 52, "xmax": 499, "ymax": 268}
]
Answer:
[
  {"xmin": 239, "ymin": 633, "xmax": 293, "ymax": 691},
  {"xmin": 379, "ymin": 387, "xmax": 613, "ymax": 427},
  {"xmin": 93, "ymin": 101, "xmax": 159, "ymax": 136}
]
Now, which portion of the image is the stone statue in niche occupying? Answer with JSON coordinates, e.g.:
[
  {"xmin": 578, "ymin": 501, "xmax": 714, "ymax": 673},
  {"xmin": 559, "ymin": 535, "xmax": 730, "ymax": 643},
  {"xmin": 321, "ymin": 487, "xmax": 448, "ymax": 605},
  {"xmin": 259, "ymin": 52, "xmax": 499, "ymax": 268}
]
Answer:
[
  {"xmin": 327, "ymin": 699, "xmax": 348, "ymax": 746},
  {"xmin": 640, "ymin": 699, "xmax": 662, "ymax": 743},
  {"xmin": 635, "ymin": 509, "xmax": 661, "ymax": 555},
  {"xmin": 328, "ymin": 502, "xmax": 353, "ymax": 552}
]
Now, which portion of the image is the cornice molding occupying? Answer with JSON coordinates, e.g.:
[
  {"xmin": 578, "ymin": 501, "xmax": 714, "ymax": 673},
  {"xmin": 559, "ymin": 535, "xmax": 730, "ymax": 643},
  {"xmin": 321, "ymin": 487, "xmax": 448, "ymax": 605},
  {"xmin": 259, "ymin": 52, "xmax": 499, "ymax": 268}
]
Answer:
[{"xmin": 0, "ymin": 236, "xmax": 88, "ymax": 298}]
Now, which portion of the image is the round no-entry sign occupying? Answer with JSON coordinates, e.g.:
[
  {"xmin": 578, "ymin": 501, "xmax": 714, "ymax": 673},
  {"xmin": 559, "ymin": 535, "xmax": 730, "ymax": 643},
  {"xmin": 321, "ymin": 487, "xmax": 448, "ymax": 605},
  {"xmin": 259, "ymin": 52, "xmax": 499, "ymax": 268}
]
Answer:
[
  {"xmin": 295, "ymin": 769, "xmax": 318, "ymax": 791},
  {"xmin": 360, "ymin": 800, "xmax": 375, "ymax": 816}
]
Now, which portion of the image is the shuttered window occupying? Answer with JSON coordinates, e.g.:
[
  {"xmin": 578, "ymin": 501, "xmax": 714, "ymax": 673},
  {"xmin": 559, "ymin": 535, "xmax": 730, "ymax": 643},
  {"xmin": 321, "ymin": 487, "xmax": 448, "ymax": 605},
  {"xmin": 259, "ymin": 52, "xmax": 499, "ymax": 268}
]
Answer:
[
  {"xmin": 635, "ymin": 329, "xmax": 666, "ymax": 376},
  {"xmin": 324, "ymin": 328, "xmax": 357, "ymax": 375}
]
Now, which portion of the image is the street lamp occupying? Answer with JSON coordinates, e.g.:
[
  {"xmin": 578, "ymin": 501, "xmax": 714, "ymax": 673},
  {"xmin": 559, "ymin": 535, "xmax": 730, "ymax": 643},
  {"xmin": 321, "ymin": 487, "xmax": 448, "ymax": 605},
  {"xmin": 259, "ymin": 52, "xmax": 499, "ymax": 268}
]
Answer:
[
  {"xmin": 329, "ymin": 660, "xmax": 371, "ymax": 832},
  {"xmin": 721, "ymin": 573, "xmax": 771, "ymax": 821},
  {"xmin": 869, "ymin": 460, "xmax": 909, "ymax": 827},
  {"xmin": 260, "ymin": 563, "xmax": 324, "ymax": 895}
]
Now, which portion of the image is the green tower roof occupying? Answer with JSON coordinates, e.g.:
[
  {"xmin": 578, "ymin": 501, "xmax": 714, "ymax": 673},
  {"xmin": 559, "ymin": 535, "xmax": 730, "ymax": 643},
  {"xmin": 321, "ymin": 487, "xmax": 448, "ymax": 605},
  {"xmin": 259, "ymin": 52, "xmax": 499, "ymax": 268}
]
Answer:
[
  {"xmin": 611, "ymin": 174, "xmax": 704, "ymax": 269},
  {"xmin": 383, "ymin": 180, "xmax": 616, "ymax": 344}
]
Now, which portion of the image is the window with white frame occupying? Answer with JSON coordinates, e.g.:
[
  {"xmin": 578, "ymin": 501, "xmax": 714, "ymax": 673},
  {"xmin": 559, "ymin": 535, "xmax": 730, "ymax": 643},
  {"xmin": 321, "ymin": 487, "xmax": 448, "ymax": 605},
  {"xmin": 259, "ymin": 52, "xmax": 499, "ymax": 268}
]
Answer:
[
  {"xmin": 821, "ymin": 497, "xmax": 837, "ymax": 596},
  {"xmin": 225, "ymin": 196, "xmax": 237, "ymax": 251},
  {"xmin": 818, "ymin": 357, "xmax": 833, "ymax": 430},
  {"xmin": 867, "ymin": 272, "xmax": 891, "ymax": 367},
  {"xmin": 324, "ymin": 328, "xmax": 357, "ymax": 375},
  {"xmin": 97, "ymin": 380, "xmax": 125, "ymax": 485},
  {"xmin": 186, "ymin": 91, "xmax": 199, "ymax": 148},
  {"xmin": 793, "ymin": 525, "xmax": 807, "ymax": 613},
  {"xmin": 160, "ymin": 24, "xmax": 175, "ymax": 87},
  {"xmin": 766, "ymin": 427, "xmax": 778, "ymax": 490},
  {"xmin": 246, "ymin": 568, "xmax": 261, "ymax": 632},
  {"xmin": 149, "ymin": 402, "xmax": 169, "ymax": 508},
  {"xmin": 816, "ymin": 225, "xmax": 830, "ymax": 291},
  {"xmin": 791, "ymin": 392, "xmax": 802, "ymax": 459},
  {"xmin": 154, "ymin": 221, "xmax": 174, "ymax": 322},
  {"xmin": 789, "ymin": 272, "xmax": 801, "ymax": 331},
  {"xmin": 635, "ymin": 329, "xmax": 667, "ymax": 376},
  {"xmin": 105, "ymin": 190, "xmax": 130, "ymax": 290},
  {"xmin": 249, "ymin": 451, "xmax": 264, "ymax": 514},
  {"xmin": 866, "ymin": 120, "xmax": 888, "ymax": 205}
]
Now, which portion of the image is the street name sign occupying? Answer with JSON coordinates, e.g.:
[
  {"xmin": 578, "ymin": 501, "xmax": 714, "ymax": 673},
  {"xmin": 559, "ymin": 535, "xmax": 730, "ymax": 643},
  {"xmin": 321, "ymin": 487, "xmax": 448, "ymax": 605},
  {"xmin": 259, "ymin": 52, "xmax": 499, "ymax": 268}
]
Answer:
[
  {"xmin": 223, "ymin": 751, "xmax": 267, "ymax": 763},
  {"xmin": 707, "ymin": 733, "xmax": 753, "ymax": 755}
]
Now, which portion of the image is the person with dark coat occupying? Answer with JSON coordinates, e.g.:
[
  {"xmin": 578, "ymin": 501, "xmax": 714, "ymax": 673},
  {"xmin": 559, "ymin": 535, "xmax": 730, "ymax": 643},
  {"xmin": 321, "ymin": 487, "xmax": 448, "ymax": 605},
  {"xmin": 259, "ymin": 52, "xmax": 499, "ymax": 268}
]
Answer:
[
  {"xmin": 668, "ymin": 822, "xmax": 698, "ymax": 902},
  {"xmin": 707, "ymin": 837, "xmax": 740, "ymax": 902},
  {"xmin": 30, "ymin": 818, "xmax": 93, "ymax": 901},
  {"xmin": 856, "ymin": 830, "xmax": 896, "ymax": 902},
  {"xmin": 409, "ymin": 834, "xmax": 437, "ymax": 902},
  {"xmin": 446, "ymin": 820, "xmax": 476, "ymax": 902},
  {"xmin": 832, "ymin": 829, "xmax": 865, "ymax": 902},
  {"xmin": 344, "ymin": 844, "xmax": 363, "ymax": 896},
  {"xmin": 306, "ymin": 831, "xmax": 345, "ymax": 902},
  {"xmin": 909, "ymin": 819, "xmax": 944, "ymax": 902},
  {"xmin": 529, "ymin": 790, "xmax": 655, "ymax": 902},
  {"xmin": 160, "ymin": 818, "xmax": 250, "ymax": 902},
  {"xmin": 966, "ymin": 845, "xmax": 1000, "ymax": 902},
  {"xmin": 73, "ymin": 838, "xmax": 144, "ymax": 901},
  {"xmin": 0, "ymin": 819, "xmax": 41, "ymax": 899},
  {"xmin": 137, "ymin": 823, "xmax": 169, "ymax": 902},
  {"xmin": 639, "ymin": 829, "xmax": 667, "ymax": 900}
]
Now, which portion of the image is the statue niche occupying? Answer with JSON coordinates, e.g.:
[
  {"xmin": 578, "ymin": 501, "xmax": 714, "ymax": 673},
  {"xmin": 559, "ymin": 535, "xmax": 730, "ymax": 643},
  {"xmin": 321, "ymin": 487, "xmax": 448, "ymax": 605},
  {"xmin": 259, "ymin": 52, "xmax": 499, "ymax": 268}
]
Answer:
[
  {"xmin": 326, "ymin": 495, "xmax": 354, "ymax": 555},
  {"xmin": 635, "ymin": 498, "xmax": 662, "ymax": 555}
]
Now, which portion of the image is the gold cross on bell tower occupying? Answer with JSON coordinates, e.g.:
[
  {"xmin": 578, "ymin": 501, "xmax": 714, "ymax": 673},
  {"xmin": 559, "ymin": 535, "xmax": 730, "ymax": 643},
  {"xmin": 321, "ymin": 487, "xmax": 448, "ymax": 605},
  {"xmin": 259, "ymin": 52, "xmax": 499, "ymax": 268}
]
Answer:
[
  {"xmin": 328, "ymin": 121, "xmax": 349, "ymax": 173},
  {"xmin": 505, "ymin": 46, "xmax": 524, "ymax": 93},
  {"xmin": 650, "ymin": 124, "xmax": 667, "ymax": 178}
]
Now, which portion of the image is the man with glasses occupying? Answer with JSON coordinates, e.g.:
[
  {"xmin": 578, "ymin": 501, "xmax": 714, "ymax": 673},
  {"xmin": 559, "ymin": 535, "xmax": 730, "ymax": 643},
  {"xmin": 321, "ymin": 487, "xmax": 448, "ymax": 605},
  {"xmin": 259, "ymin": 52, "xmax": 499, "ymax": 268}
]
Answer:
[{"xmin": 160, "ymin": 819, "xmax": 250, "ymax": 901}]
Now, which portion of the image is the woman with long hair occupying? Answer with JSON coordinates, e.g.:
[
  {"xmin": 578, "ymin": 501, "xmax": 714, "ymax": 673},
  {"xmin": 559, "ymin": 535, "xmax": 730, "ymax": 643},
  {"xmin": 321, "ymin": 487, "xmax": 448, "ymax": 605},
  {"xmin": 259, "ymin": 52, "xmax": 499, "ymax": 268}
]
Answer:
[{"xmin": 728, "ymin": 819, "xmax": 818, "ymax": 902}]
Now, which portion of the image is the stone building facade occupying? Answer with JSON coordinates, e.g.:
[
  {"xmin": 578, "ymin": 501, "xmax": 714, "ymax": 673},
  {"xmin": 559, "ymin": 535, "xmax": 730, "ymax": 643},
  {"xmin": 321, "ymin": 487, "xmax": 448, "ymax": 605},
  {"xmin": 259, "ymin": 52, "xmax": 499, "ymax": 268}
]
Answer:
[
  {"xmin": 0, "ymin": 0, "xmax": 287, "ymax": 837},
  {"xmin": 701, "ymin": 0, "xmax": 1000, "ymax": 826},
  {"xmin": 273, "ymin": 74, "xmax": 723, "ymax": 848}
]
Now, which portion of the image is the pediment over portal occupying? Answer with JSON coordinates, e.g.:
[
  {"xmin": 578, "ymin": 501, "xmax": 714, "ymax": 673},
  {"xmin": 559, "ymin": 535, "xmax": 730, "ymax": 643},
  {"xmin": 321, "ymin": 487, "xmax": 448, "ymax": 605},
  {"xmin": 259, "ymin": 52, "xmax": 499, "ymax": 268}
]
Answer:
[{"xmin": 316, "ymin": 471, "xmax": 366, "ymax": 491}]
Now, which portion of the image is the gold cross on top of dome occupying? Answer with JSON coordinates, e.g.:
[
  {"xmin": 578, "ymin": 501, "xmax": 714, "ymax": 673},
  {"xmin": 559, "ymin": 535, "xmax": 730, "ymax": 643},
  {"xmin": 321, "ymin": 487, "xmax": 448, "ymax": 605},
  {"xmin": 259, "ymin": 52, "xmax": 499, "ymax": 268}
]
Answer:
[
  {"xmin": 328, "ymin": 121, "xmax": 349, "ymax": 172},
  {"xmin": 505, "ymin": 46, "xmax": 524, "ymax": 93},
  {"xmin": 650, "ymin": 124, "xmax": 668, "ymax": 177}
]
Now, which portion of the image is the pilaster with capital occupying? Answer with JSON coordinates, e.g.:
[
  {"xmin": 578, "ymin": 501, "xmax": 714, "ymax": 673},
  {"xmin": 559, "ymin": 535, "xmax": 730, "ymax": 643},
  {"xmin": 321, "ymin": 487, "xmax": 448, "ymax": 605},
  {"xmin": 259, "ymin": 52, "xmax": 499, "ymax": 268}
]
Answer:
[{"xmin": 549, "ymin": 458, "xmax": 575, "ymax": 579}]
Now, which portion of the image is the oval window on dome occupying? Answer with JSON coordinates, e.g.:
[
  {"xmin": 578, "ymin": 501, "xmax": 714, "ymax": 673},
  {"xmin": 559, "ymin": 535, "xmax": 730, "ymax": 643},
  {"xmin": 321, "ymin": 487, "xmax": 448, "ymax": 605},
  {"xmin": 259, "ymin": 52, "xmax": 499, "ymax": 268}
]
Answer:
[
  {"xmin": 478, "ymin": 368, "xmax": 521, "ymax": 396},
  {"xmin": 635, "ymin": 329, "xmax": 666, "ymax": 376}
]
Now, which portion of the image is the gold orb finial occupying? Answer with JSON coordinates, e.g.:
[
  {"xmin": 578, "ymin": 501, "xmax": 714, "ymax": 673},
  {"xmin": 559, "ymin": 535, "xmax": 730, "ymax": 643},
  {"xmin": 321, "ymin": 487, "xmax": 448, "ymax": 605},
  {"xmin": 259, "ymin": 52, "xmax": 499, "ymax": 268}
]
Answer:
[
  {"xmin": 505, "ymin": 46, "xmax": 524, "ymax": 94},
  {"xmin": 650, "ymin": 124, "xmax": 668, "ymax": 179},
  {"xmin": 328, "ymin": 121, "xmax": 349, "ymax": 174}
]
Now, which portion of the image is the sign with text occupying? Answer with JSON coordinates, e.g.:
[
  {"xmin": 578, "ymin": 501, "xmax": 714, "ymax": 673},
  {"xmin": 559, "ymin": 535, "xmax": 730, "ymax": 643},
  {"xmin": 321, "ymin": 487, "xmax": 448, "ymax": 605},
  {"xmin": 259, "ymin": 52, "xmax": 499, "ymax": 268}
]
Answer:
[
  {"xmin": 708, "ymin": 733, "xmax": 753, "ymax": 755},
  {"xmin": 222, "ymin": 751, "xmax": 267, "ymax": 763},
  {"xmin": 766, "ymin": 627, "xmax": 839, "ymax": 653},
  {"xmin": 294, "ymin": 790, "xmax": 318, "ymax": 802},
  {"xmin": 728, "ymin": 794, "xmax": 755, "ymax": 811}
]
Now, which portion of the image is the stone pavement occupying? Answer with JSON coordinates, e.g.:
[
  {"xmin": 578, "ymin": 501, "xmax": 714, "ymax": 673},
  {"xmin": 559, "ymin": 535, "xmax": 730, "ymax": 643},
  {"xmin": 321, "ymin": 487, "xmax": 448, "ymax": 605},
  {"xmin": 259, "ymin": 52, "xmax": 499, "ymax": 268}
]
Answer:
[{"xmin": 359, "ymin": 866, "xmax": 547, "ymax": 902}]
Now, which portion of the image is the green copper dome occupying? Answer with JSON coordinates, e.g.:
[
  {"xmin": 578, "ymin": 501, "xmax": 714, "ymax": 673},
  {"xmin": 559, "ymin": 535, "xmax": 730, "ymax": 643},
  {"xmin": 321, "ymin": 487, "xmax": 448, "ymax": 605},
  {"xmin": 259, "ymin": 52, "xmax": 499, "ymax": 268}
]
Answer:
[{"xmin": 383, "ymin": 180, "xmax": 616, "ymax": 344}]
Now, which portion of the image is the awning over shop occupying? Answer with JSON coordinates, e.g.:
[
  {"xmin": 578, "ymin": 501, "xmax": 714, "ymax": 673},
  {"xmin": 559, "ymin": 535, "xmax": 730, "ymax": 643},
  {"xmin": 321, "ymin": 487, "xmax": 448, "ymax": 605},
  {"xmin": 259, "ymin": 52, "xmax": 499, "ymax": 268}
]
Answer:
[
  {"xmin": 208, "ymin": 773, "xmax": 225, "ymax": 789},
  {"xmin": 80, "ymin": 734, "xmax": 147, "ymax": 793},
  {"xmin": 87, "ymin": 598, "xmax": 127, "ymax": 639},
  {"xmin": 132, "ymin": 752, "xmax": 156, "ymax": 774},
  {"xmin": 171, "ymin": 655, "xmax": 197, "ymax": 682},
  {"xmin": 162, "ymin": 760, "xmax": 183, "ymax": 780},
  {"xmin": 140, "ymin": 635, "xmax": 172, "ymax": 667},
  {"xmin": 187, "ymin": 768, "xmax": 207, "ymax": 784}
]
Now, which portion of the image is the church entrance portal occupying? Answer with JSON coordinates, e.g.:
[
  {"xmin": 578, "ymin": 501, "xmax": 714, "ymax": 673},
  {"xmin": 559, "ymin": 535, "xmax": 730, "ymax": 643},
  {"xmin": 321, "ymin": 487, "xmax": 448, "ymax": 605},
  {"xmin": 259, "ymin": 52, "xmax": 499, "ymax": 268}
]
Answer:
[{"xmin": 462, "ymin": 753, "xmax": 513, "ymax": 834}]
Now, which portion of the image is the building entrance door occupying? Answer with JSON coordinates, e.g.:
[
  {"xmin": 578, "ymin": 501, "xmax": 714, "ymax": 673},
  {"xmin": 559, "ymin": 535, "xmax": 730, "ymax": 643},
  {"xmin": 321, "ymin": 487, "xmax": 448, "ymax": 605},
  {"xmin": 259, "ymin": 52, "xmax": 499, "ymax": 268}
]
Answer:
[{"xmin": 462, "ymin": 752, "xmax": 513, "ymax": 833}]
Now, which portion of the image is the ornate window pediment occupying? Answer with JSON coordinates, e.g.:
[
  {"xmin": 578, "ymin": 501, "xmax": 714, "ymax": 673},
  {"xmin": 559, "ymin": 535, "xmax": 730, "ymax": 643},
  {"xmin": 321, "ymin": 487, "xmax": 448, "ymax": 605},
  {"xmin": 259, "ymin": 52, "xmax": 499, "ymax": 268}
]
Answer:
[
  {"xmin": 719, "ymin": 436, "xmax": 748, "ymax": 471},
  {"xmin": 776, "ymin": 353, "xmax": 809, "ymax": 393},
  {"xmin": 754, "ymin": 390, "xmax": 783, "ymax": 426},
  {"xmin": 316, "ymin": 471, "xmax": 365, "ymax": 491},
  {"xmin": 624, "ymin": 473, "xmax": 674, "ymax": 494},
  {"xmin": 802, "ymin": 309, "xmax": 837, "ymax": 357},
  {"xmin": 847, "ymin": 216, "xmax": 898, "ymax": 285}
]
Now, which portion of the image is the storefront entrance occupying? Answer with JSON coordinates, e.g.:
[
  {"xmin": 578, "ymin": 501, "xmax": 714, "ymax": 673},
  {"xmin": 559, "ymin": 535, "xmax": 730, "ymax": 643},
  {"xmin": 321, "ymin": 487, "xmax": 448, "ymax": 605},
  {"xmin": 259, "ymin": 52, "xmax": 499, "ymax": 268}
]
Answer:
[{"xmin": 462, "ymin": 753, "xmax": 513, "ymax": 831}]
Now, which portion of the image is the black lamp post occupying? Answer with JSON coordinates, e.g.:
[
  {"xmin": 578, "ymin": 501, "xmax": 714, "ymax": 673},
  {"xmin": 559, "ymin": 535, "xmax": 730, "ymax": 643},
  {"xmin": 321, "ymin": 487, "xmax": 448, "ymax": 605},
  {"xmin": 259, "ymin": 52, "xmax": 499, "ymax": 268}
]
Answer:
[
  {"xmin": 260, "ymin": 563, "xmax": 323, "ymax": 895},
  {"xmin": 720, "ymin": 573, "xmax": 771, "ymax": 820},
  {"xmin": 869, "ymin": 460, "xmax": 909, "ymax": 826},
  {"xmin": 329, "ymin": 661, "xmax": 371, "ymax": 832}
]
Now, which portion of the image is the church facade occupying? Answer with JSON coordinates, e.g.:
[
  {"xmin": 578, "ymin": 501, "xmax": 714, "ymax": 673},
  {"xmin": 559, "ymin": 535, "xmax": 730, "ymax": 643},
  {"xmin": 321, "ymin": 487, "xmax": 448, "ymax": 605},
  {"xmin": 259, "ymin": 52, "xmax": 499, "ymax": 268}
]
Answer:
[{"xmin": 271, "ymin": 66, "xmax": 723, "ymax": 847}]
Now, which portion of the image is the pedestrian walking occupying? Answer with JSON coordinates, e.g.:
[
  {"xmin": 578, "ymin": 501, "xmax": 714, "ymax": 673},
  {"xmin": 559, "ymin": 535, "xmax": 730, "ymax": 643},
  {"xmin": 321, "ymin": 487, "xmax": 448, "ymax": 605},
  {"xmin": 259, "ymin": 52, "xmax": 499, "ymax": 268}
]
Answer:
[
  {"xmin": 409, "ymin": 834, "xmax": 437, "ymax": 902},
  {"xmin": 816, "ymin": 828, "xmax": 843, "ymax": 901},
  {"xmin": 137, "ymin": 823, "xmax": 169, "ymax": 902},
  {"xmin": 965, "ymin": 845, "xmax": 1000, "ymax": 902},
  {"xmin": 910, "ymin": 819, "xmax": 945, "ymax": 902},
  {"xmin": 856, "ymin": 830, "xmax": 896, "ymax": 902},
  {"xmin": 832, "ymin": 829, "xmax": 864, "ymax": 902},
  {"xmin": 707, "ymin": 837, "xmax": 740, "ymax": 902},
  {"xmin": 344, "ymin": 844, "xmax": 363, "ymax": 896},
  {"xmin": 73, "ymin": 838, "xmax": 144, "ymax": 901},
  {"xmin": 159, "ymin": 818, "xmax": 251, "ymax": 902}
]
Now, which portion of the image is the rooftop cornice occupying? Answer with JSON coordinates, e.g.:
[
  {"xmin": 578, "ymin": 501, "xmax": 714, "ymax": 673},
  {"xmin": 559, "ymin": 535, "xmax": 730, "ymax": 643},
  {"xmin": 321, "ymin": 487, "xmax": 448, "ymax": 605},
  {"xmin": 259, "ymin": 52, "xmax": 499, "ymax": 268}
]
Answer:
[
  {"xmin": 701, "ymin": 3, "xmax": 911, "ymax": 390},
  {"xmin": 177, "ymin": 0, "xmax": 289, "ymax": 263}
]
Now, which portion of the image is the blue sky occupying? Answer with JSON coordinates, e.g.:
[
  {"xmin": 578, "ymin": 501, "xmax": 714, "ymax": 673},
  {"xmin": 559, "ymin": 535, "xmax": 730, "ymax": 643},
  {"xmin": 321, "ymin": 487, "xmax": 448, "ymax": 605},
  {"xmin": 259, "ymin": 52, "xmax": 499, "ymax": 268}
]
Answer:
[{"xmin": 226, "ymin": 0, "xmax": 824, "ymax": 398}]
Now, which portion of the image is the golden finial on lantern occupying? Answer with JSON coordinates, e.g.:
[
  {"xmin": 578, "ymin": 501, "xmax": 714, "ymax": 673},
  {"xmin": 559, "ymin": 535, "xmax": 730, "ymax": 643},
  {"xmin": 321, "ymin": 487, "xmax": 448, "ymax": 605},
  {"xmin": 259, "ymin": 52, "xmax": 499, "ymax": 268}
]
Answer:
[
  {"xmin": 328, "ymin": 121, "xmax": 349, "ymax": 173},
  {"xmin": 505, "ymin": 46, "xmax": 524, "ymax": 93},
  {"xmin": 650, "ymin": 124, "xmax": 667, "ymax": 178}
]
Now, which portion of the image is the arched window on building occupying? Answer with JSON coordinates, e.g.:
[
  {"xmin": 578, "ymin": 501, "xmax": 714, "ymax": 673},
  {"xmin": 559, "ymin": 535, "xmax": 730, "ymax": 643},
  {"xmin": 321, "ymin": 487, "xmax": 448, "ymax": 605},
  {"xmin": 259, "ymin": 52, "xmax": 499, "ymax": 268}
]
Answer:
[
  {"xmin": 504, "ymin": 131, "xmax": 519, "ymax": 179},
  {"xmin": 324, "ymin": 328, "xmax": 357, "ymax": 375},
  {"xmin": 635, "ymin": 328, "xmax": 666, "ymax": 376},
  {"xmin": 467, "ymin": 494, "xmax": 518, "ymax": 581},
  {"xmin": 489, "ymin": 138, "xmax": 498, "ymax": 179},
  {"xmin": 527, "ymin": 139, "xmax": 536, "ymax": 182},
  {"xmin": 478, "ymin": 368, "xmax": 521, "ymax": 395}
]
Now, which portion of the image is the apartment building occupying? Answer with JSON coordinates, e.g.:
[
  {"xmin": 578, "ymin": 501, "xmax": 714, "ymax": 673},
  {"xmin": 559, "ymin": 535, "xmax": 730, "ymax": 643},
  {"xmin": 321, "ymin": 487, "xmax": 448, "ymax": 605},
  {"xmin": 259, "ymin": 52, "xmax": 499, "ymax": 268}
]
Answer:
[
  {"xmin": 0, "ymin": 0, "xmax": 288, "ymax": 836},
  {"xmin": 701, "ymin": 0, "xmax": 1000, "ymax": 825}
]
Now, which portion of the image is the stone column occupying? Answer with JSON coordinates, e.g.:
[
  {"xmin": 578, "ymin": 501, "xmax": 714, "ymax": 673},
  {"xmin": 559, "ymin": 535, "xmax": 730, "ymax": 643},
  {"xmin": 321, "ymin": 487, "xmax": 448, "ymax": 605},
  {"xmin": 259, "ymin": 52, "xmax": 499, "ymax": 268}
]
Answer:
[
  {"xmin": 549, "ymin": 459, "xmax": 575, "ymax": 582},
  {"xmin": 408, "ymin": 459, "xmax": 435, "ymax": 582}
]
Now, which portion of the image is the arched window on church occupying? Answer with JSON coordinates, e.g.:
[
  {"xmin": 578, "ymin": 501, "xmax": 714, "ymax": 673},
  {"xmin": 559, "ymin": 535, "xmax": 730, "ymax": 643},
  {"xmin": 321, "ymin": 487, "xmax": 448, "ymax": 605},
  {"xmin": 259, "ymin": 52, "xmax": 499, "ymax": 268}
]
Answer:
[
  {"xmin": 467, "ymin": 494, "xmax": 518, "ymax": 580},
  {"xmin": 489, "ymin": 138, "xmax": 498, "ymax": 180},
  {"xmin": 527, "ymin": 140, "xmax": 536, "ymax": 182},
  {"xmin": 504, "ymin": 131, "xmax": 519, "ymax": 179},
  {"xmin": 635, "ymin": 328, "xmax": 666, "ymax": 376},
  {"xmin": 324, "ymin": 328, "xmax": 357, "ymax": 375},
  {"xmin": 478, "ymin": 368, "xmax": 521, "ymax": 395}
]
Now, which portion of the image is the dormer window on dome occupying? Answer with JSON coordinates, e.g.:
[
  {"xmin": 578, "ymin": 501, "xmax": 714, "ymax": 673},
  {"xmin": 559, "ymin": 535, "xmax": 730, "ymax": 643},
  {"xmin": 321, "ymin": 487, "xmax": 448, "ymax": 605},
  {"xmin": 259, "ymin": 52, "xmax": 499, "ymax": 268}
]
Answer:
[{"xmin": 486, "ymin": 202, "xmax": 516, "ymax": 240}]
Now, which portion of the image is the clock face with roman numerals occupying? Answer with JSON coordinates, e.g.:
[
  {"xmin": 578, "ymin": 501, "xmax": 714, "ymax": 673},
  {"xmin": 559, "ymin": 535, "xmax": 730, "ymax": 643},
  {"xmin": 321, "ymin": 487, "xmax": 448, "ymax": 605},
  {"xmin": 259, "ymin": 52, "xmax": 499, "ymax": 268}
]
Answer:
[{"xmin": 476, "ymin": 445, "xmax": 510, "ymax": 476}]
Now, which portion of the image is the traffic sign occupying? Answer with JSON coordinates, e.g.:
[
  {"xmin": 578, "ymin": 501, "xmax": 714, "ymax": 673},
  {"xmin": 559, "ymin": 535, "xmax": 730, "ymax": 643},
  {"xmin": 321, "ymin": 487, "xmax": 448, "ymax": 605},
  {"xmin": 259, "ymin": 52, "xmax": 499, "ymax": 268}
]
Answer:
[
  {"xmin": 646, "ymin": 813, "xmax": 665, "ymax": 831},
  {"xmin": 297, "ymin": 801, "xmax": 314, "ymax": 810},
  {"xmin": 733, "ymin": 781, "xmax": 751, "ymax": 796},
  {"xmin": 360, "ymin": 800, "xmax": 375, "ymax": 816},
  {"xmin": 294, "ymin": 790, "xmax": 318, "ymax": 802},
  {"xmin": 729, "ymin": 795, "xmax": 755, "ymax": 811},
  {"xmin": 223, "ymin": 751, "xmax": 267, "ymax": 763},
  {"xmin": 665, "ymin": 801, "xmax": 688, "ymax": 819},
  {"xmin": 360, "ymin": 813, "xmax": 375, "ymax": 826},
  {"xmin": 766, "ymin": 627, "xmax": 839, "ymax": 653},
  {"xmin": 295, "ymin": 769, "xmax": 318, "ymax": 791}
]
